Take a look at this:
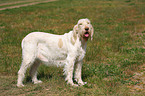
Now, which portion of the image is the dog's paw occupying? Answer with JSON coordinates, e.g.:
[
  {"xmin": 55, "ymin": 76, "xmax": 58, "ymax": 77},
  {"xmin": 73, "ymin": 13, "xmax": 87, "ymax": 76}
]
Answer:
[
  {"xmin": 17, "ymin": 83, "xmax": 24, "ymax": 87},
  {"xmin": 34, "ymin": 80, "xmax": 42, "ymax": 84},
  {"xmin": 72, "ymin": 83, "xmax": 79, "ymax": 87},
  {"xmin": 74, "ymin": 79, "xmax": 87, "ymax": 86},
  {"xmin": 78, "ymin": 81, "xmax": 87, "ymax": 86},
  {"xmin": 67, "ymin": 81, "xmax": 78, "ymax": 87},
  {"xmin": 69, "ymin": 83, "xmax": 79, "ymax": 87}
]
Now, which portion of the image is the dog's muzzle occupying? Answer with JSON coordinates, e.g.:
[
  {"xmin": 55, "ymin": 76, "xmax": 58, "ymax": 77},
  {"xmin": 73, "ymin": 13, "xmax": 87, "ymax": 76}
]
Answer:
[
  {"xmin": 84, "ymin": 32, "xmax": 89, "ymax": 38},
  {"xmin": 84, "ymin": 27, "xmax": 90, "ymax": 38}
]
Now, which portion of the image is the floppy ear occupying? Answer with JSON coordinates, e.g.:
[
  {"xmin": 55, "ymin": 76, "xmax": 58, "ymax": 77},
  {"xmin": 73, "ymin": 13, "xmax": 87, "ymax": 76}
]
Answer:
[
  {"xmin": 71, "ymin": 25, "xmax": 78, "ymax": 45},
  {"xmin": 91, "ymin": 25, "xmax": 94, "ymax": 41},
  {"xmin": 73, "ymin": 25, "xmax": 78, "ymax": 40}
]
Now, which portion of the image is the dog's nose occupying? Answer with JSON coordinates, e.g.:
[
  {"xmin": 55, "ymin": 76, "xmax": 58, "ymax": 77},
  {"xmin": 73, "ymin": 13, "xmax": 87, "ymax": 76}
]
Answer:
[{"xmin": 85, "ymin": 27, "xmax": 89, "ymax": 31}]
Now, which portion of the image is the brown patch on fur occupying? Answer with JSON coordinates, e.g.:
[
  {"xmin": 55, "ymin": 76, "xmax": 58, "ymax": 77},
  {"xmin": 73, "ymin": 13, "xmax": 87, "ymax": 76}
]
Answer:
[{"xmin": 58, "ymin": 38, "xmax": 63, "ymax": 48}]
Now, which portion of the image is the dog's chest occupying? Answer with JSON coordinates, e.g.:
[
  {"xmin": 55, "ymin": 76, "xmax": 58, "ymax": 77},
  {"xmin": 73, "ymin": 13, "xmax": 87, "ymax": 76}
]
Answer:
[{"xmin": 76, "ymin": 46, "xmax": 86, "ymax": 61}]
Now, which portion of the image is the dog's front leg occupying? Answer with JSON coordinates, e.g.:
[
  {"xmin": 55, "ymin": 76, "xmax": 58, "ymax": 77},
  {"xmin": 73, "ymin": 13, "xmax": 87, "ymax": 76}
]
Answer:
[
  {"xmin": 63, "ymin": 57, "xmax": 78, "ymax": 87},
  {"xmin": 74, "ymin": 60, "xmax": 87, "ymax": 86}
]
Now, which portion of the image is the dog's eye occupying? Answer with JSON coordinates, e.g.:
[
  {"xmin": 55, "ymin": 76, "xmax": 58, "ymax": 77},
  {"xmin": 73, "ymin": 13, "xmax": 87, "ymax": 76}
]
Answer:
[
  {"xmin": 87, "ymin": 22, "xmax": 90, "ymax": 24},
  {"xmin": 79, "ymin": 23, "xmax": 82, "ymax": 25}
]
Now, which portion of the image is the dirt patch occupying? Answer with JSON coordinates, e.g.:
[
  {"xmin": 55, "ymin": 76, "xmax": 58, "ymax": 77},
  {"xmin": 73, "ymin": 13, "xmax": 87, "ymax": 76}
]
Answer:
[
  {"xmin": 127, "ymin": 64, "xmax": 145, "ymax": 92},
  {"xmin": 0, "ymin": 0, "xmax": 38, "ymax": 6},
  {"xmin": 0, "ymin": 0, "xmax": 57, "ymax": 11}
]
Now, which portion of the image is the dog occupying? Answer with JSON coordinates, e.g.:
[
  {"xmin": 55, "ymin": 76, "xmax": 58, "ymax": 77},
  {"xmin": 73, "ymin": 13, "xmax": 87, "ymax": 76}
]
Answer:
[{"xmin": 17, "ymin": 18, "xmax": 94, "ymax": 87}]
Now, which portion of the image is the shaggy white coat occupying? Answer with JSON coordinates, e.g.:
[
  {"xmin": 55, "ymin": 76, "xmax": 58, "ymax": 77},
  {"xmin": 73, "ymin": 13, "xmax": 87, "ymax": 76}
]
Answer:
[{"xmin": 17, "ymin": 18, "xmax": 94, "ymax": 87}]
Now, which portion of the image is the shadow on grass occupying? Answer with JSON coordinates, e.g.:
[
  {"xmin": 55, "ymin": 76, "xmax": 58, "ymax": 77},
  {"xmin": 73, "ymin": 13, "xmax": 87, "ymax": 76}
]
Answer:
[
  {"xmin": 25, "ymin": 67, "xmax": 65, "ymax": 84},
  {"xmin": 25, "ymin": 72, "xmax": 53, "ymax": 83}
]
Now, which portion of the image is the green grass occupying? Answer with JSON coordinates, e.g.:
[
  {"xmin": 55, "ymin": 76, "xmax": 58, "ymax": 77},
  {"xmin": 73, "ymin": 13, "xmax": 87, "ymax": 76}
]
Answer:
[{"xmin": 0, "ymin": 0, "xmax": 145, "ymax": 95}]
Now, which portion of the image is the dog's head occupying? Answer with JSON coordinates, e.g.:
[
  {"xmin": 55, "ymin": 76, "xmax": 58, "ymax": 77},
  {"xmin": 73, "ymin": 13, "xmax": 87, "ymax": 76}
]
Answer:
[{"xmin": 73, "ymin": 18, "xmax": 94, "ymax": 41}]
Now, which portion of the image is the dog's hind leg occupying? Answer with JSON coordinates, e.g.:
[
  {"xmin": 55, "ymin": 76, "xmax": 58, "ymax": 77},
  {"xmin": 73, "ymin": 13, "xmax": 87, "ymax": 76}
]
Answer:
[
  {"xmin": 17, "ymin": 59, "xmax": 34, "ymax": 87},
  {"xmin": 17, "ymin": 45, "xmax": 37, "ymax": 87},
  {"xmin": 29, "ymin": 60, "xmax": 42, "ymax": 84}
]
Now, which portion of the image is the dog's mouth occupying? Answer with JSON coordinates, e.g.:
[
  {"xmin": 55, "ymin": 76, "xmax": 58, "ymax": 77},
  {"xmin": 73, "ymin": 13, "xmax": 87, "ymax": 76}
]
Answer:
[{"xmin": 84, "ymin": 32, "xmax": 90, "ymax": 38}]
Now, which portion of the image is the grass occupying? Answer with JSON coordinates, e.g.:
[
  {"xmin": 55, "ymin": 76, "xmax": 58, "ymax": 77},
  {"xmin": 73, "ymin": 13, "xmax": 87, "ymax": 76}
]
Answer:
[{"xmin": 0, "ymin": 0, "xmax": 145, "ymax": 95}]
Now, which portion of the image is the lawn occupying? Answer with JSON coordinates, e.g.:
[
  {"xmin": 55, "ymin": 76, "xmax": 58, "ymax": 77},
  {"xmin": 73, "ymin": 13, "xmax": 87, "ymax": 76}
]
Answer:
[{"xmin": 0, "ymin": 0, "xmax": 145, "ymax": 95}]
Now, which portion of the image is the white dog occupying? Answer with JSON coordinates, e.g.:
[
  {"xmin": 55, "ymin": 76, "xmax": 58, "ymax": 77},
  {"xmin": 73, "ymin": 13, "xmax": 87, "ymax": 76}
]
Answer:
[{"xmin": 17, "ymin": 18, "xmax": 94, "ymax": 87}]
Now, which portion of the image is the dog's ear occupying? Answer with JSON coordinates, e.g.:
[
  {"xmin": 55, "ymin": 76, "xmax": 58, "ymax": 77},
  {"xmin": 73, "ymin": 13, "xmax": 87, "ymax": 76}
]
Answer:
[
  {"xmin": 71, "ymin": 25, "xmax": 78, "ymax": 45},
  {"xmin": 91, "ymin": 25, "xmax": 94, "ymax": 41},
  {"xmin": 73, "ymin": 25, "xmax": 78, "ymax": 39}
]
